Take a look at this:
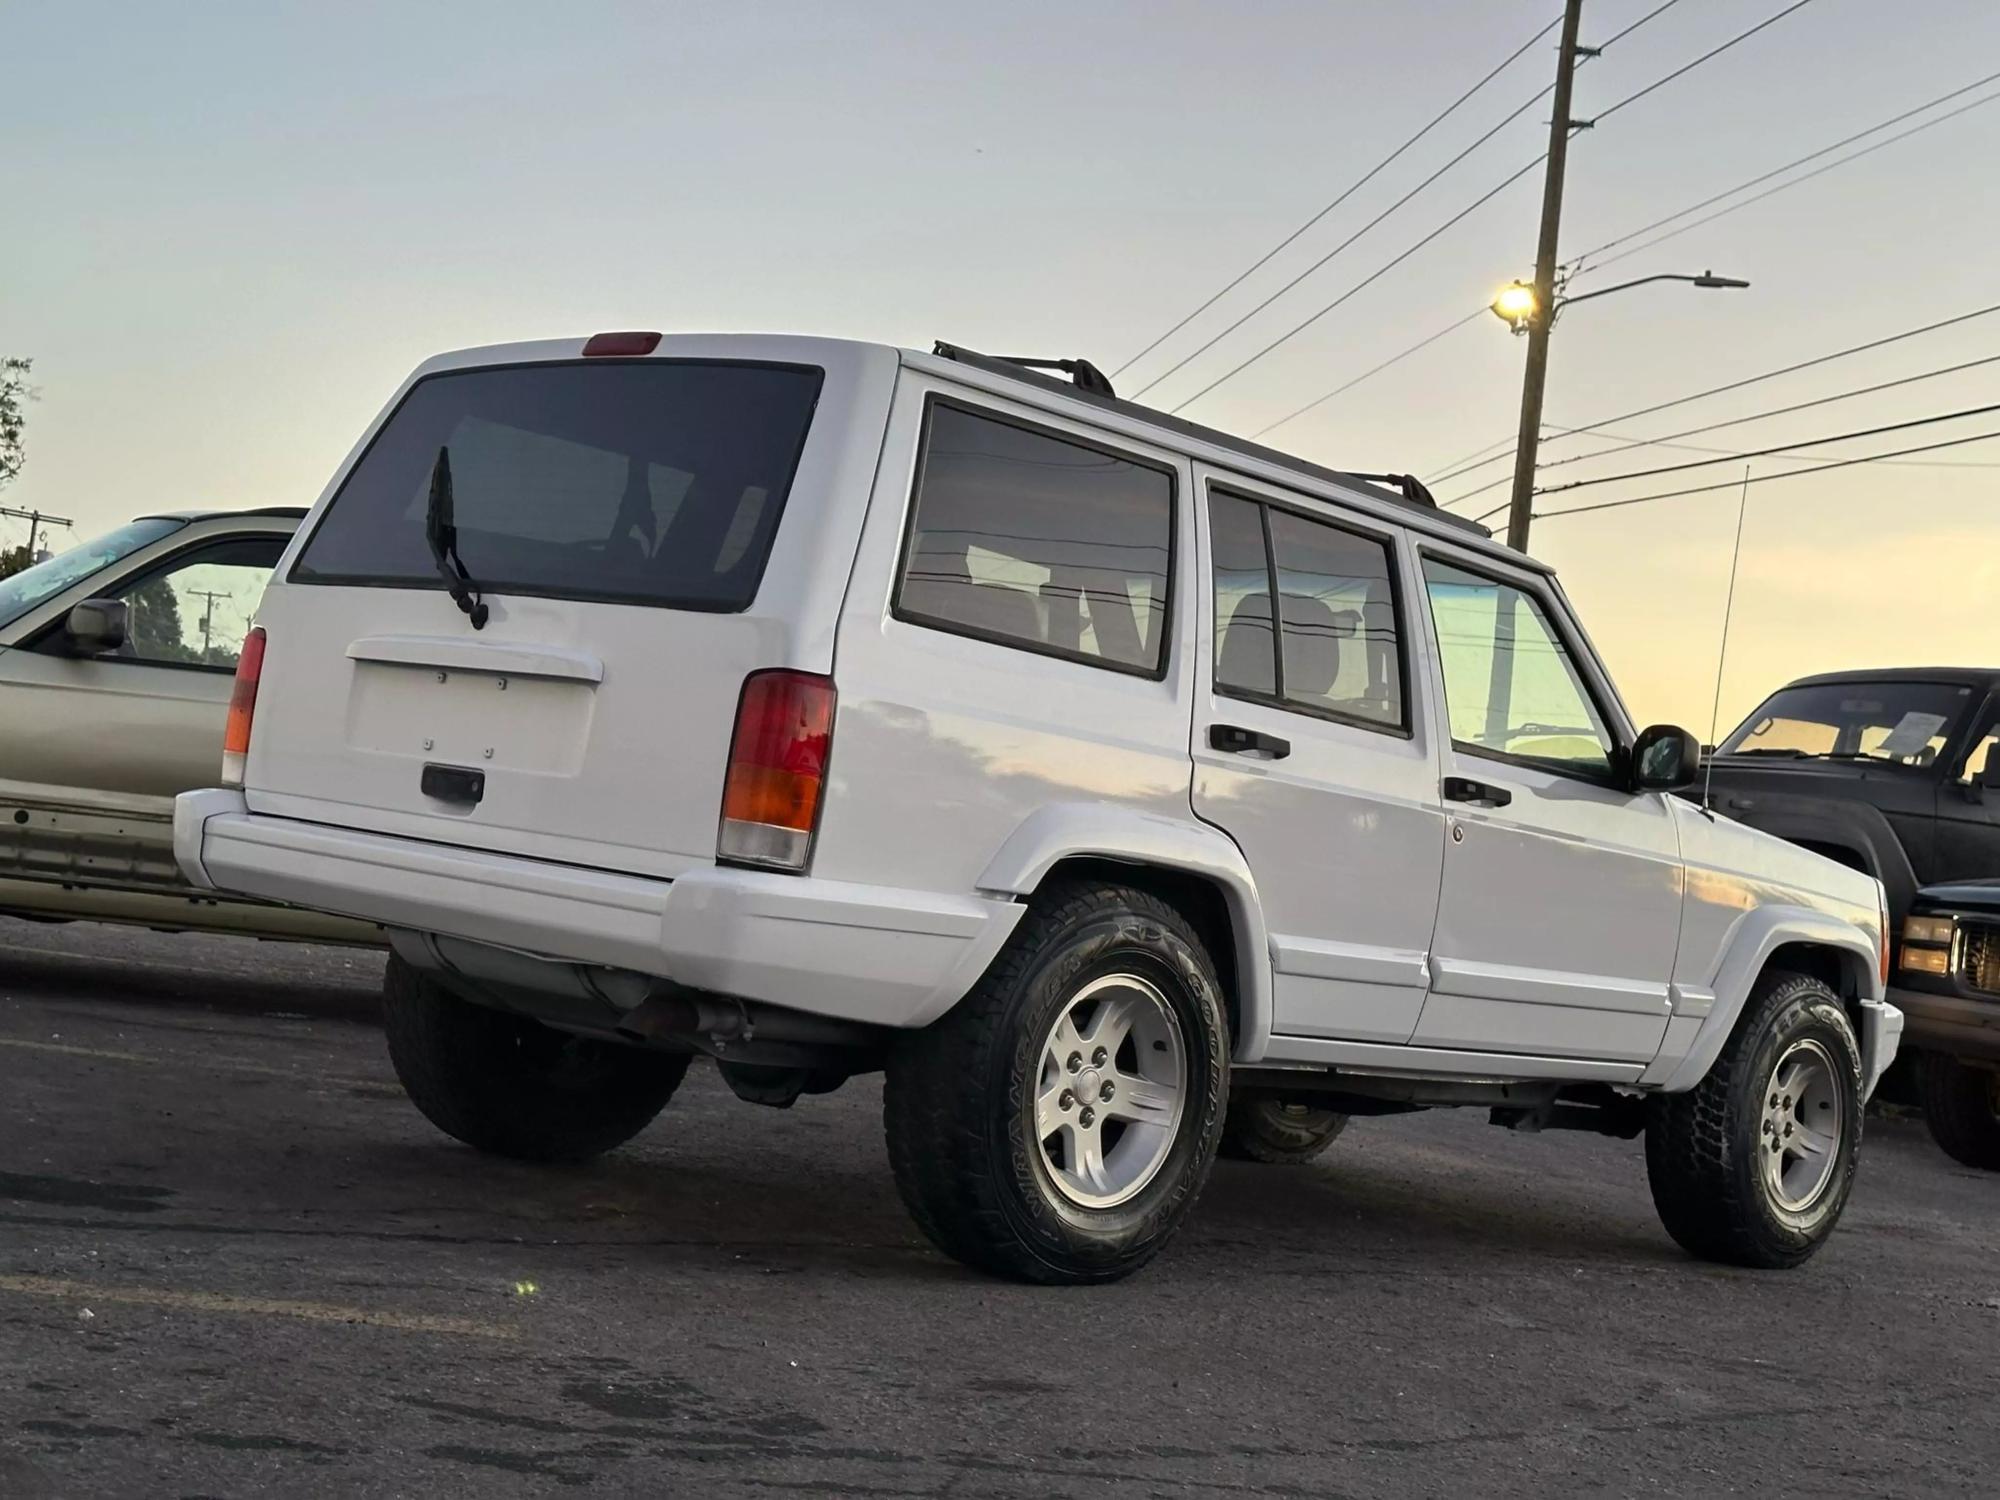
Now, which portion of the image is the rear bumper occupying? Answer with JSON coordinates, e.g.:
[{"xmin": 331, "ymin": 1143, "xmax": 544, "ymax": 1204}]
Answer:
[{"xmin": 175, "ymin": 789, "xmax": 1021, "ymax": 1029}]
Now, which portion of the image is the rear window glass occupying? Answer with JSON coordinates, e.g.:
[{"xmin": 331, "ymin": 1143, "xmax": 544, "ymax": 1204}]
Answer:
[
  {"xmin": 292, "ymin": 361, "xmax": 823, "ymax": 612},
  {"xmin": 895, "ymin": 401, "xmax": 1173, "ymax": 675}
]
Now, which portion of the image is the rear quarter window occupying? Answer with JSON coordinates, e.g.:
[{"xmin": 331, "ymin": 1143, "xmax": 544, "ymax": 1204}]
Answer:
[
  {"xmin": 292, "ymin": 360, "xmax": 823, "ymax": 612},
  {"xmin": 894, "ymin": 399, "xmax": 1174, "ymax": 676}
]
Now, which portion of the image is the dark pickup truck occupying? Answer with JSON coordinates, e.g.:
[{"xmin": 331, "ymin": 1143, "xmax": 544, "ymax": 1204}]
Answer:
[
  {"xmin": 1702, "ymin": 668, "xmax": 2000, "ymax": 923},
  {"xmin": 1892, "ymin": 880, "xmax": 2000, "ymax": 1168},
  {"xmin": 1704, "ymin": 667, "xmax": 2000, "ymax": 1168}
]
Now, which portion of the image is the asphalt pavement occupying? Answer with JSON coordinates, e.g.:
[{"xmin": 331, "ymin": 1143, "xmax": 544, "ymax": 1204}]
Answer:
[{"xmin": 1, "ymin": 915, "xmax": 1996, "ymax": 1499}]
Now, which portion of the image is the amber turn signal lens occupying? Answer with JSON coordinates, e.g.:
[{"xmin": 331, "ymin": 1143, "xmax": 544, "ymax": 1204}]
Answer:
[{"xmin": 718, "ymin": 669, "xmax": 835, "ymax": 870}]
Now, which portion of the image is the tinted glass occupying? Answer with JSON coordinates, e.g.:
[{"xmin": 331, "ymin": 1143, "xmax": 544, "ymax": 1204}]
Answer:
[
  {"xmin": 1268, "ymin": 508, "xmax": 1402, "ymax": 728},
  {"xmin": 898, "ymin": 403, "xmax": 1172, "ymax": 673},
  {"xmin": 0, "ymin": 517, "xmax": 182, "ymax": 630},
  {"xmin": 1718, "ymin": 679, "xmax": 1973, "ymax": 766},
  {"xmin": 108, "ymin": 537, "xmax": 285, "ymax": 669},
  {"xmin": 1423, "ymin": 559, "xmax": 1613, "ymax": 774},
  {"xmin": 1209, "ymin": 492, "xmax": 1275, "ymax": 697},
  {"xmin": 293, "ymin": 361, "xmax": 823, "ymax": 612}
]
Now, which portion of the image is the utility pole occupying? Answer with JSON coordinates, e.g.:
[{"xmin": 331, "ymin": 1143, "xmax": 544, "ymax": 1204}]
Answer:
[
  {"xmin": 0, "ymin": 505, "xmax": 73, "ymax": 562},
  {"xmin": 1503, "ymin": 0, "xmax": 1588, "ymax": 554},
  {"xmin": 189, "ymin": 587, "xmax": 231, "ymax": 660}
]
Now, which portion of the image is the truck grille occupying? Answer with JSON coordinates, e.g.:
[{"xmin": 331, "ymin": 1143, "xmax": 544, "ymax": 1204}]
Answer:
[{"xmin": 1964, "ymin": 923, "xmax": 2000, "ymax": 997}]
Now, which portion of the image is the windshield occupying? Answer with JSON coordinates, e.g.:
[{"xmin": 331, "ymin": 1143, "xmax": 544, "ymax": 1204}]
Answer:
[
  {"xmin": 1718, "ymin": 680, "xmax": 1976, "ymax": 766},
  {"xmin": 292, "ymin": 360, "xmax": 823, "ymax": 613},
  {"xmin": 0, "ymin": 517, "xmax": 183, "ymax": 630}
]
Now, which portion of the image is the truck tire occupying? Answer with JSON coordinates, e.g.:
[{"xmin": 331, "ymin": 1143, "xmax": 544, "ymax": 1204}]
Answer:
[
  {"xmin": 883, "ymin": 881, "xmax": 1229, "ymax": 1285},
  {"xmin": 1218, "ymin": 1098, "xmax": 1349, "ymax": 1164},
  {"xmin": 1919, "ymin": 1053, "xmax": 2000, "ymax": 1170},
  {"xmin": 1644, "ymin": 970, "xmax": 1863, "ymax": 1269},
  {"xmin": 382, "ymin": 955, "xmax": 689, "ymax": 1163}
]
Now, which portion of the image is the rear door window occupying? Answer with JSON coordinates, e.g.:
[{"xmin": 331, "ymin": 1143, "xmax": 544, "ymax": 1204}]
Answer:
[
  {"xmin": 1208, "ymin": 488, "xmax": 1406, "ymax": 731},
  {"xmin": 894, "ymin": 400, "xmax": 1174, "ymax": 675},
  {"xmin": 292, "ymin": 361, "xmax": 823, "ymax": 612}
]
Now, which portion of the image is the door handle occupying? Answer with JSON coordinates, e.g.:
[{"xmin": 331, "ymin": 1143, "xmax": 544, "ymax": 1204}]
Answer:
[
  {"xmin": 1443, "ymin": 776, "xmax": 1512, "ymax": 808},
  {"xmin": 1210, "ymin": 723, "xmax": 1291, "ymax": 759}
]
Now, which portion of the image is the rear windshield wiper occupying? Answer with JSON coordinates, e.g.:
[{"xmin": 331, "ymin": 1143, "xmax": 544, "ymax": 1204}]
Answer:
[{"xmin": 424, "ymin": 446, "xmax": 489, "ymax": 629}]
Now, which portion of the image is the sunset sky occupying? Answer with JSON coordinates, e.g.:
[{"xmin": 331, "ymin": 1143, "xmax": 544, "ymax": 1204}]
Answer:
[{"xmin": 7, "ymin": 0, "xmax": 1996, "ymax": 734}]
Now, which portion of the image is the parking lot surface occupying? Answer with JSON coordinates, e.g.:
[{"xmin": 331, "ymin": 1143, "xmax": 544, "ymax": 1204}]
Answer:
[{"xmin": 2, "ymin": 917, "xmax": 1996, "ymax": 1498}]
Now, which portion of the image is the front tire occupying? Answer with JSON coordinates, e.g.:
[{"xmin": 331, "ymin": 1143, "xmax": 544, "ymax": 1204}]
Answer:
[
  {"xmin": 1645, "ymin": 970, "xmax": 1862, "ymax": 1269},
  {"xmin": 1919, "ymin": 1053, "xmax": 2000, "ymax": 1170},
  {"xmin": 1218, "ymin": 1098, "xmax": 1348, "ymax": 1164},
  {"xmin": 382, "ymin": 955, "xmax": 689, "ymax": 1163},
  {"xmin": 883, "ymin": 882, "xmax": 1229, "ymax": 1285}
]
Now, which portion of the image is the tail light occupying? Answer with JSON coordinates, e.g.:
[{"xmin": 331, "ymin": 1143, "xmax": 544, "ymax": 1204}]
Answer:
[
  {"xmin": 718, "ymin": 670, "xmax": 835, "ymax": 871},
  {"xmin": 220, "ymin": 627, "xmax": 267, "ymax": 787}
]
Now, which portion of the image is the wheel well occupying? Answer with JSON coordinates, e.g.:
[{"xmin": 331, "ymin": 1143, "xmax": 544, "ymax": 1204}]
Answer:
[
  {"xmin": 1033, "ymin": 856, "xmax": 1240, "ymax": 1042},
  {"xmin": 1764, "ymin": 940, "xmax": 1867, "ymax": 1040}
]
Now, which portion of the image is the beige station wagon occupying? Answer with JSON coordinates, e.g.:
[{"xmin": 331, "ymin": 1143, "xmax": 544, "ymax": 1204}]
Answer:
[{"xmin": 0, "ymin": 509, "xmax": 374, "ymax": 943}]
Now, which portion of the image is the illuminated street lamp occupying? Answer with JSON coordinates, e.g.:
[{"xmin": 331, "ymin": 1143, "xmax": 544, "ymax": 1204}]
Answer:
[{"xmin": 1495, "ymin": 268, "xmax": 1750, "ymax": 550}]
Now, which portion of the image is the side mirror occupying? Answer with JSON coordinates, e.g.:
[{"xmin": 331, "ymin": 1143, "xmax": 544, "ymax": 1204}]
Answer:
[
  {"xmin": 64, "ymin": 598, "xmax": 129, "ymax": 656},
  {"xmin": 1979, "ymin": 755, "xmax": 2000, "ymax": 792},
  {"xmin": 1631, "ymin": 723, "xmax": 1702, "ymax": 793}
]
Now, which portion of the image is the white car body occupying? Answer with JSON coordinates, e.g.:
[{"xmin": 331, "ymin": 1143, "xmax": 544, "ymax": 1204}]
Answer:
[{"xmin": 173, "ymin": 332, "xmax": 1899, "ymax": 1100}]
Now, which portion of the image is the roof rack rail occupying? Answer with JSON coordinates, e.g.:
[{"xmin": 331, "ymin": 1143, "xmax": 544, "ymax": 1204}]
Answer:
[
  {"xmin": 933, "ymin": 342, "xmax": 1114, "ymax": 398},
  {"xmin": 927, "ymin": 339, "xmax": 1482, "ymax": 535}
]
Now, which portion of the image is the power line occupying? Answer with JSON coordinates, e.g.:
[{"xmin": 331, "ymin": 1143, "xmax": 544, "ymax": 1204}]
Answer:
[
  {"xmin": 1163, "ymin": 155, "xmax": 1548, "ymax": 413},
  {"xmin": 1516, "ymin": 427, "xmax": 2000, "ymax": 522},
  {"xmin": 1533, "ymin": 400, "xmax": 2000, "ymax": 495},
  {"xmin": 1538, "ymin": 352, "xmax": 2000, "ymax": 471},
  {"xmin": 1442, "ymin": 352, "xmax": 2000, "ymax": 502},
  {"xmin": 1566, "ymin": 67, "xmax": 2000, "ymax": 269},
  {"xmin": 1430, "ymin": 301, "xmax": 2000, "ymax": 491},
  {"xmin": 1584, "ymin": 0, "xmax": 1820, "ymax": 125},
  {"xmin": 1108, "ymin": 13, "xmax": 1564, "ymax": 383},
  {"xmin": 1128, "ymin": 90, "xmax": 1557, "ymax": 402},
  {"xmin": 1249, "ymin": 307, "xmax": 1488, "ymax": 439},
  {"xmin": 1581, "ymin": 85, "xmax": 2000, "ymax": 273},
  {"xmin": 1160, "ymin": 0, "xmax": 1823, "ymax": 415}
]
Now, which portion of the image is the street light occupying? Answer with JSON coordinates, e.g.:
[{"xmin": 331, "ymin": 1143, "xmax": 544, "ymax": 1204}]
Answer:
[{"xmin": 1496, "ymin": 269, "xmax": 1750, "ymax": 550}]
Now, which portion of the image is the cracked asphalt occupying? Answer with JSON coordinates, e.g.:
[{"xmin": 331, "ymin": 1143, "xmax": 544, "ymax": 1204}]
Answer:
[{"xmin": 2, "ymin": 916, "xmax": 1997, "ymax": 1498}]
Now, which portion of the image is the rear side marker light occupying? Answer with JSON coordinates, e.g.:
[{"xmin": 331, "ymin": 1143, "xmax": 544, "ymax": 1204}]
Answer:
[
  {"xmin": 718, "ymin": 670, "xmax": 835, "ymax": 872},
  {"xmin": 221, "ymin": 626, "xmax": 267, "ymax": 787},
  {"xmin": 582, "ymin": 331, "xmax": 663, "ymax": 357}
]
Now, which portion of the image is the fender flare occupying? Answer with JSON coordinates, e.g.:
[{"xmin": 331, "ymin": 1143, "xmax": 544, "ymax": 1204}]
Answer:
[
  {"xmin": 1727, "ymin": 799, "xmax": 1917, "ymax": 921},
  {"xmin": 1648, "ymin": 903, "xmax": 1883, "ymax": 1092},
  {"xmin": 976, "ymin": 802, "xmax": 1276, "ymax": 1063}
]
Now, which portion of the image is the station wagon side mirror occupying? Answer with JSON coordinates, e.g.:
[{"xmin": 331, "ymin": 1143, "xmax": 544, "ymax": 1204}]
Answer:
[
  {"xmin": 1630, "ymin": 723, "xmax": 1702, "ymax": 793},
  {"xmin": 64, "ymin": 598, "xmax": 129, "ymax": 656}
]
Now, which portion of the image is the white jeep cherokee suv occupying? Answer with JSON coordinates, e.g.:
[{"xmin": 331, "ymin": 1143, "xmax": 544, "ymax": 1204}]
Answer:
[{"xmin": 175, "ymin": 332, "xmax": 1902, "ymax": 1284}]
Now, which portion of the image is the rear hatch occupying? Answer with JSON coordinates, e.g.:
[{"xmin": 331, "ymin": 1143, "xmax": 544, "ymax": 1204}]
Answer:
[{"xmin": 243, "ymin": 336, "xmax": 894, "ymax": 879}]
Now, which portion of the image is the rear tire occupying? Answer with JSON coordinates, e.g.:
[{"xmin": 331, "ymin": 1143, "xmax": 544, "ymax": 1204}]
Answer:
[
  {"xmin": 1218, "ymin": 1098, "xmax": 1348, "ymax": 1164},
  {"xmin": 1919, "ymin": 1052, "xmax": 2000, "ymax": 1170},
  {"xmin": 382, "ymin": 955, "xmax": 689, "ymax": 1163},
  {"xmin": 883, "ymin": 881, "xmax": 1229, "ymax": 1285},
  {"xmin": 1644, "ymin": 970, "xmax": 1862, "ymax": 1269}
]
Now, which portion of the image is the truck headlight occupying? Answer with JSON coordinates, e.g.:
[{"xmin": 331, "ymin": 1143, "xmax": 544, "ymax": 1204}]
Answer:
[{"xmin": 1900, "ymin": 914, "xmax": 1957, "ymax": 977}]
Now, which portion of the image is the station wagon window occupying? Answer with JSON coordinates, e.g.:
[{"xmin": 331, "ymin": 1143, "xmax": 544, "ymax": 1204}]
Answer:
[
  {"xmin": 1207, "ymin": 489, "xmax": 1404, "ymax": 731},
  {"xmin": 896, "ymin": 401, "xmax": 1172, "ymax": 675},
  {"xmin": 1422, "ymin": 558, "xmax": 1614, "ymax": 776}
]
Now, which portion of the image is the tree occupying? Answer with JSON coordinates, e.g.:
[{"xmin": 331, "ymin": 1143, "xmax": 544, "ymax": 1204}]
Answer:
[
  {"xmin": 0, "ymin": 357, "xmax": 38, "ymax": 581},
  {"xmin": 0, "ymin": 358, "xmax": 32, "ymax": 494}
]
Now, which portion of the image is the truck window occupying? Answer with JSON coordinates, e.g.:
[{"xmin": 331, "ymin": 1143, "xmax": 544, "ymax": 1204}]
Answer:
[
  {"xmin": 291, "ymin": 361, "xmax": 824, "ymax": 613},
  {"xmin": 1208, "ymin": 489, "xmax": 1405, "ymax": 731},
  {"xmin": 1422, "ymin": 558, "xmax": 1613, "ymax": 776},
  {"xmin": 895, "ymin": 400, "xmax": 1173, "ymax": 676}
]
